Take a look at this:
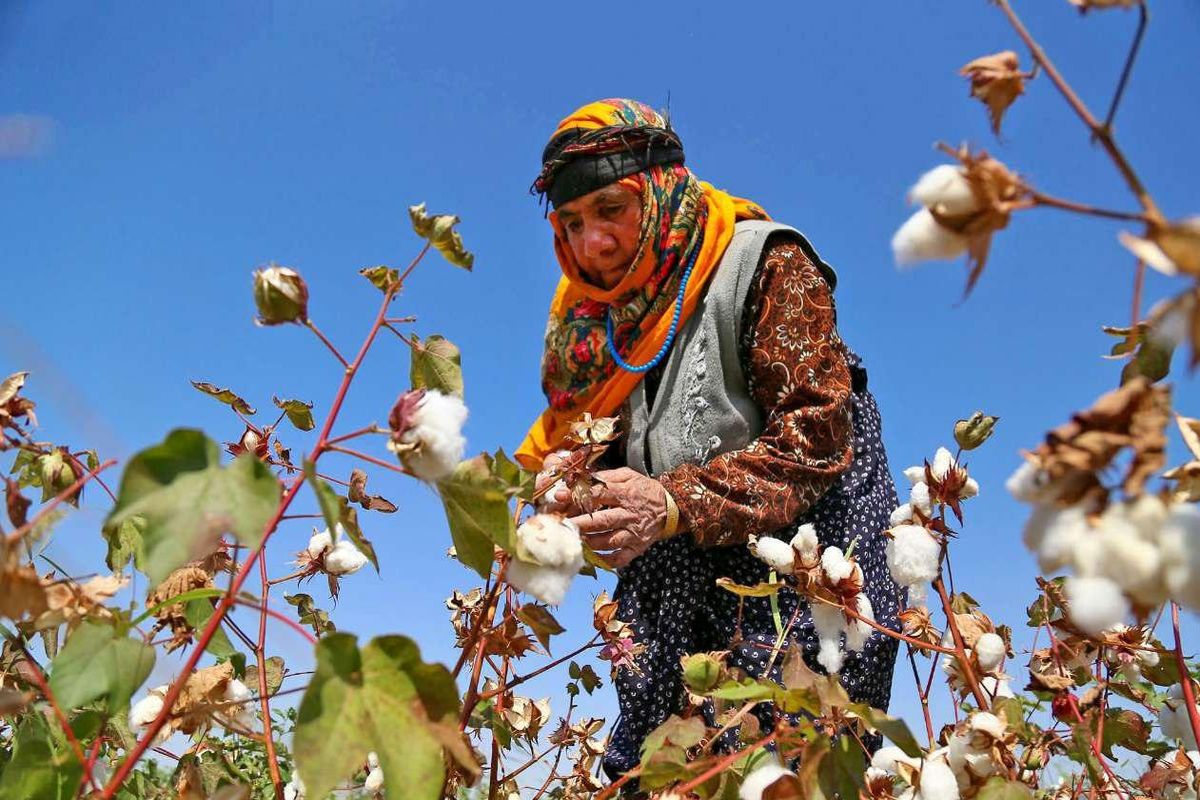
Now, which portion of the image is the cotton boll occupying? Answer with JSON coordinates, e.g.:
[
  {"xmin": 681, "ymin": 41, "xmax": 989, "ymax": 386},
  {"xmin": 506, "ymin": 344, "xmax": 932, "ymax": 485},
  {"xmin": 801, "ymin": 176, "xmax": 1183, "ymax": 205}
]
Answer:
[
  {"xmin": 222, "ymin": 679, "xmax": 256, "ymax": 732},
  {"xmin": 505, "ymin": 559, "xmax": 576, "ymax": 606},
  {"xmin": 909, "ymin": 165, "xmax": 979, "ymax": 216},
  {"xmin": 748, "ymin": 535, "xmax": 795, "ymax": 575},
  {"xmin": 307, "ymin": 529, "xmax": 334, "ymax": 559},
  {"xmin": 892, "ymin": 209, "xmax": 970, "ymax": 267},
  {"xmin": 325, "ymin": 540, "xmax": 369, "ymax": 576},
  {"xmin": 960, "ymin": 478, "xmax": 979, "ymax": 500},
  {"xmin": 1025, "ymin": 505, "xmax": 1089, "ymax": 574},
  {"xmin": 790, "ymin": 524, "xmax": 819, "ymax": 557},
  {"xmin": 367, "ymin": 752, "xmax": 379, "ymax": 770},
  {"xmin": 821, "ymin": 546, "xmax": 854, "ymax": 583},
  {"xmin": 903, "ymin": 466, "xmax": 927, "ymax": 486},
  {"xmin": 1162, "ymin": 504, "xmax": 1200, "ymax": 611},
  {"xmin": 931, "ymin": 448, "xmax": 954, "ymax": 481},
  {"xmin": 1093, "ymin": 513, "xmax": 1166, "ymax": 606},
  {"xmin": 1064, "ymin": 576, "xmax": 1130, "ymax": 636},
  {"xmin": 980, "ymin": 675, "xmax": 1015, "ymax": 700},
  {"xmin": 887, "ymin": 525, "xmax": 942, "ymax": 586},
  {"xmin": 1159, "ymin": 684, "xmax": 1200, "ymax": 750},
  {"xmin": 393, "ymin": 389, "xmax": 468, "ymax": 482},
  {"xmin": 364, "ymin": 766, "xmax": 384, "ymax": 794},
  {"xmin": 812, "ymin": 603, "xmax": 846, "ymax": 674},
  {"xmin": 914, "ymin": 760, "xmax": 960, "ymax": 800},
  {"xmin": 817, "ymin": 637, "xmax": 844, "ymax": 674},
  {"xmin": 970, "ymin": 712, "xmax": 1006, "ymax": 740},
  {"xmin": 910, "ymin": 482, "xmax": 933, "ymax": 516},
  {"xmin": 872, "ymin": 746, "xmax": 920, "ymax": 774},
  {"xmin": 891, "ymin": 503, "xmax": 916, "ymax": 527},
  {"xmin": 515, "ymin": 514, "xmax": 584, "ymax": 569},
  {"xmin": 974, "ymin": 632, "xmax": 1006, "ymax": 672},
  {"xmin": 128, "ymin": 687, "xmax": 170, "ymax": 745},
  {"xmin": 738, "ymin": 761, "xmax": 795, "ymax": 800},
  {"xmin": 846, "ymin": 594, "xmax": 874, "ymax": 653},
  {"xmin": 1006, "ymin": 461, "xmax": 1056, "ymax": 503}
]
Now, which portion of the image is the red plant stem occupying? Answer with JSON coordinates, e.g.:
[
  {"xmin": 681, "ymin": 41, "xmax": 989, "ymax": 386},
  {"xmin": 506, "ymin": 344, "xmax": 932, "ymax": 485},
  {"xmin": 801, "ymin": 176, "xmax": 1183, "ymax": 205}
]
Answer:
[
  {"xmin": 907, "ymin": 646, "xmax": 936, "ymax": 745},
  {"xmin": 256, "ymin": 553, "xmax": 285, "ymax": 800},
  {"xmin": 66, "ymin": 451, "xmax": 117, "ymax": 502},
  {"xmin": 101, "ymin": 278, "xmax": 407, "ymax": 798},
  {"xmin": 266, "ymin": 568, "xmax": 310, "ymax": 587},
  {"xmin": 452, "ymin": 566, "xmax": 505, "ymax": 679},
  {"xmin": 233, "ymin": 599, "xmax": 318, "ymax": 647},
  {"xmin": 1065, "ymin": 695, "xmax": 1129, "ymax": 800},
  {"xmin": 487, "ymin": 651, "xmax": 511, "ymax": 800},
  {"xmin": 675, "ymin": 730, "xmax": 780, "ymax": 795},
  {"xmin": 13, "ymin": 641, "xmax": 94, "ymax": 790},
  {"xmin": 304, "ymin": 319, "xmax": 349, "ymax": 368},
  {"xmin": 993, "ymin": 0, "xmax": 1163, "ymax": 223},
  {"xmin": 1170, "ymin": 602, "xmax": 1200, "ymax": 751},
  {"xmin": 325, "ymin": 424, "xmax": 383, "ymax": 446},
  {"xmin": 324, "ymin": 444, "xmax": 411, "ymax": 475},
  {"xmin": 815, "ymin": 597, "xmax": 956, "ymax": 655},
  {"xmin": 1028, "ymin": 191, "xmax": 1148, "ymax": 223},
  {"xmin": 6, "ymin": 458, "xmax": 117, "ymax": 544},
  {"xmin": 933, "ymin": 576, "xmax": 990, "ymax": 710}
]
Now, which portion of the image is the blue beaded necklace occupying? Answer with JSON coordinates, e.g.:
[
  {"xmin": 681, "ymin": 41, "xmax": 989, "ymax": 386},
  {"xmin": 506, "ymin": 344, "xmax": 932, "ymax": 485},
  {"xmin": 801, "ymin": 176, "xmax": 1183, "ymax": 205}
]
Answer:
[{"xmin": 605, "ymin": 239, "xmax": 702, "ymax": 373}]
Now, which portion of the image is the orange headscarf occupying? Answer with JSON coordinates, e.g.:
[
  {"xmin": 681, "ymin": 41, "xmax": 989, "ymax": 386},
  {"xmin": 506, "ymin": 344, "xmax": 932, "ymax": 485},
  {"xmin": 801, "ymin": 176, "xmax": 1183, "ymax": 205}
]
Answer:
[{"xmin": 516, "ymin": 99, "xmax": 768, "ymax": 469}]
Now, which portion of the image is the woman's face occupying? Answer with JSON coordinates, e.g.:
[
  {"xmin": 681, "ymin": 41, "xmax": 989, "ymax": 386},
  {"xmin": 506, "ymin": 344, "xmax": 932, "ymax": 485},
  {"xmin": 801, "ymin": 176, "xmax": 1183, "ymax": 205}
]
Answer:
[{"xmin": 557, "ymin": 183, "xmax": 643, "ymax": 289}]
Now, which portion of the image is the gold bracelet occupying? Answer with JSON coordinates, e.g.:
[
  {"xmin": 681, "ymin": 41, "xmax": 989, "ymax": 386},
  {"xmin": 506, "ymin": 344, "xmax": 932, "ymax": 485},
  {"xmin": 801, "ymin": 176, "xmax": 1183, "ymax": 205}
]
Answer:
[{"xmin": 663, "ymin": 487, "xmax": 681, "ymax": 538}]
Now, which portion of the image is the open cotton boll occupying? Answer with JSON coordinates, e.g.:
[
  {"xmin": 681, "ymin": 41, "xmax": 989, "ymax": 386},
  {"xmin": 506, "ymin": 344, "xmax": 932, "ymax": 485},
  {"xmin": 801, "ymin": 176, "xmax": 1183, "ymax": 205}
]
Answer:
[
  {"xmin": 887, "ymin": 525, "xmax": 942, "ymax": 586},
  {"xmin": 893, "ymin": 209, "xmax": 970, "ymax": 267},
  {"xmin": 914, "ymin": 760, "xmax": 961, "ymax": 800},
  {"xmin": 1159, "ymin": 684, "xmax": 1200, "ymax": 750},
  {"xmin": 903, "ymin": 466, "xmax": 927, "ymax": 486},
  {"xmin": 1005, "ymin": 460, "xmax": 1058, "ymax": 503},
  {"xmin": 392, "ymin": 389, "xmax": 468, "ymax": 482},
  {"xmin": 959, "ymin": 478, "xmax": 979, "ymax": 500},
  {"xmin": 980, "ymin": 675, "xmax": 1015, "ymax": 700},
  {"xmin": 1065, "ymin": 576, "xmax": 1130, "ymax": 635},
  {"xmin": 738, "ymin": 760, "xmax": 795, "ymax": 800},
  {"xmin": 325, "ymin": 540, "xmax": 369, "ymax": 576},
  {"xmin": 221, "ymin": 679, "xmax": 256, "ymax": 732},
  {"xmin": 872, "ymin": 745, "xmax": 921, "ymax": 774},
  {"xmin": 790, "ymin": 523, "xmax": 819, "ymax": 557},
  {"xmin": 910, "ymin": 482, "xmax": 933, "ymax": 516},
  {"xmin": 846, "ymin": 594, "xmax": 874, "ymax": 652},
  {"xmin": 1093, "ymin": 515, "xmax": 1166, "ymax": 606},
  {"xmin": 812, "ymin": 603, "xmax": 846, "ymax": 674},
  {"xmin": 974, "ymin": 632, "xmax": 1006, "ymax": 672},
  {"xmin": 307, "ymin": 528, "xmax": 334, "ymax": 559},
  {"xmin": 909, "ymin": 165, "xmax": 979, "ymax": 216},
  {"xmin": 364, "ymin": 766, "xmax": 384, "ymax": 793},
  {"xmin": 506, "ymin": 514, "xmax": 585, "ymax": 605},
  {"xmin": 821, "ymin": 546, "xmax": 854, "ymax": 583},
  {"xmin": 891, "ymin": 503, "xmax": 915, "ymax": 527},
  {"xmin": 931, "ymin": 448, "xmax": 954, "ymax": 481},
  {"xmin": 1161, "ymin": 504, "xmax": 1200, "ymax": 611},
  {"xmin": 128, "ymin": 686, "xmax": 171, "ymax": 745},
  {"xmin": 748, "ymin": 535, "xmax": 795, "ymax": 575},
  {"xmin": 1024, "ymin": 505, "xmax": 1089, "ymax": 574}
]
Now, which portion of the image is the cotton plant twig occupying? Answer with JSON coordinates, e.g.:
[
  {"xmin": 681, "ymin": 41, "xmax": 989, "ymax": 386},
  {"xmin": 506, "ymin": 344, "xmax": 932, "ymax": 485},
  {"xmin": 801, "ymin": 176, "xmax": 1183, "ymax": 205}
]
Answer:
[{"xmin": 5, "ymin": 458, "xmax": 117, "ymax": 545}]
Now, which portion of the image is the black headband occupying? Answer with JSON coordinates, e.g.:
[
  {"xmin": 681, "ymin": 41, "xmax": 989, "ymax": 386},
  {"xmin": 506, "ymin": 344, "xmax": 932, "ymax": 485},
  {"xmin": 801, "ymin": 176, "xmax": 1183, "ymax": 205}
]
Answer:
[{"xmin": 532, "ymin": 124, "xmax": 685, "ymax": 209}]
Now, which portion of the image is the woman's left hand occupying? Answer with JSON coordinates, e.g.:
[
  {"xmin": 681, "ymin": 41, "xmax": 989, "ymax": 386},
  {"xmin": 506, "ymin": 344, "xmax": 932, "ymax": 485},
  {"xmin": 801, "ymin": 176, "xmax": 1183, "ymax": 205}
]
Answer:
[{"xmin": 560, "ymin": 468, "xmax": 674, "ymax": 569}]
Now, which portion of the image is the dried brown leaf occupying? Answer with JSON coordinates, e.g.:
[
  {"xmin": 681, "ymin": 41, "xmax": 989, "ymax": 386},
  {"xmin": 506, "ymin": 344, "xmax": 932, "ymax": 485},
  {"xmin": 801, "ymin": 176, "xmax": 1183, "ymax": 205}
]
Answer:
[{"xmin": 960, "ymin": 51, "xmax": 1027, "ymax": 135}]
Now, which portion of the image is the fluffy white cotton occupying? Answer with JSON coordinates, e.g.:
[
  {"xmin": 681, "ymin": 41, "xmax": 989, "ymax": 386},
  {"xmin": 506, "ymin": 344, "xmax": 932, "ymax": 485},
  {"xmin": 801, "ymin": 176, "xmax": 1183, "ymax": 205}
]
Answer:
[
  {"xmin": 907, "ymin": 582, "xmax": 929, "ymax": 608},
  {"xmin": 1092, "ymin": 506, "xmax": 1165, "ymax": 606},
  {"xmin": 1162, "ymin": 504, "xmax": 1200, "ymax": 611},
  {"xmin": 307, "ymin": 529, "xmax": 334, "ymax": 559},
  {"xmin": 891, "ymin": 503, "xmax": 915, "ymax": 527},
  {"xmin": 364, "ymin": 764, "xmax": 384, "ymax": 793},
  {"xmin": 283, "ymin": 773, "xmax": 306, "ymax": 800},
  {"xmin": 980, "ymin": 675, "xmax": 1015, "ymax": 700},
  {"xmin": 871, "ymin": 745, "xmax": 919, "ymax": 774},
  {"xmin": 1064, "ymin": 576, "xmax": 1130, "ymax": 635},
  {"xmin": 506, "ymin": 514, "xmax": 585, "ymax": 606},
  {"xmin": 812, "ymin": 603, "xmax": 846, "ymax": 674},
  {"xmin": 903, "ymin": 466, "xmax": 927, "ymax": 486},
  {"xmin": 887, "ymin": 525, "xmax": 942, "ymax": 586},
  {"xmin": 821, "ymin": 546, "xmax": 854, "ymax": 584},
  {"xmin": 748, "ymin": 535, "xmax": 795, "ymax": 575},
  {"xmin": 971, "ymin": 712, "xmax": 1006, "ymax": 740},
  {"xmin": 915, "ymin": 760, "xmax": 960, "ymax": 800},
  {"xmin": 909, "ymin": 165, "xmax": 979, "ymax": 216},
  {"xmin": 931, "ymin": 448, "xmax": 954, "ymax": 481},
  {"xmin": 974, "ymin": 633, "xmax": 1006, "ymax": 672},
  {"xmin": 1159, "ymin": 683, "xmax": 1200, "ymax": 750},
  {"xmin": 739, "ymin": 761, "xmax": 795, "ymax": 800},
  {"xmin": 1023, "ymin": 505, "xmax": 1089, "ymax": 574},
  {"xmin": 129, "ymin": 686, "xmax": 170, "ymax": 745},
  {"xmin": 1149, "ymin": 295, "xmax": 1193, "ymax": 348},
  {"xmin": 892, "ymin": 208, "xmax": 970, "ymax": 267},
  {"xmin": 790, "ymin": 523, "xmax": 819, "ymax": 557},
  {"xmin": 960, "ymin": 478, "xmax": 979, "ymax": 500},
  {"xmin": 222, "ymin": 678, "xmax": 256, "ymax": 732},
  {"xmin": 1005, "ymin": 460, "xmax": 1058, "ymax": 504},
  {"xmin": 324, "ymin": 540, "xmax": 369, "ymax": 576},
  {"xmin": 910, "ymin": 482, "xmax": 933, "ymax": 516},
  {"xmin": 392, "ymin": 389, "xmax": 468, "ymax": 482},
  {"xmin": 845, "ymin": 594, "xmax": 874, "ymax": 653}
]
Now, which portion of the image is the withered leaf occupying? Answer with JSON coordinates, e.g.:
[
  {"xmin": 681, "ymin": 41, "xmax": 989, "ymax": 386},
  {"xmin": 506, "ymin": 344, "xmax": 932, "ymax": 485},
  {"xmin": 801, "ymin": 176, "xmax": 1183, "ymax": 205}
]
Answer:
[
  {"xmin": 190, "ymin": 381, "xmax": 256, "ymax": 416},
  {"xmin": 5, "ymin": 477, "xmax": 30, "ymax": 528},
  {"xmin": 272, "ymin": 396, "xmax": 315, "ymax": 432},
  {"xmin": 960, "ymin": 51, "xmax": 1027, "ymax": 135},
  {"xmin": 359, "ymin": 265, "xmax": 399, "ymax": 292},
  {"xmin": 347, "ymin": 468, "xmax": 397, "ymax": 513},
  {"xmin": 516, "ymin": 603, "xmax": 565, "ymax": 652}
]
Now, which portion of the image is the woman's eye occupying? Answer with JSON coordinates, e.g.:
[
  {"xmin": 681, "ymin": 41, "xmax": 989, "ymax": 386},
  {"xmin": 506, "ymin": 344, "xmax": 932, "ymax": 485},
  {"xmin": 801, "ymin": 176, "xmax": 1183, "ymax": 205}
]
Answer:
[
  {"xmin": 566, "ymin": 220, "xmax": 582, "ymax": 233},
  {"xmin": 602, "ymin": 205, "xmax": 623, "ymax": 217}
]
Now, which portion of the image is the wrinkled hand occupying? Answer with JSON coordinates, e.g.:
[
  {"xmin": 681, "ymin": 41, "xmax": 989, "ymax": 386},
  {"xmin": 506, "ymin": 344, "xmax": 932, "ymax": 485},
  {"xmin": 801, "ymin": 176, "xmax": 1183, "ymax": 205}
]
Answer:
[
  {"xmin": 560, "ymin": 468, "xmax": 672, "ymax": 569},
  {"xmin": 534, "ymin": 450, "xmax": 572, "ymax": 513}
]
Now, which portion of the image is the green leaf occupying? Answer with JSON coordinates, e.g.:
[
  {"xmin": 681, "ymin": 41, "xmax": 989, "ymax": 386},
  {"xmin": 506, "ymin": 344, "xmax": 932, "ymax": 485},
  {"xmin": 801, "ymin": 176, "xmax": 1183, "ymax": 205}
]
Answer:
[
  {"xmin": 492, "ymin": 449, "xmax": 535, "ymax": 502},
  {"xmin": 49, "ymin": 620, "xmax": 155, "ymax": 715},
  {"xmin": 191, "ymin": 381, "xmax": 256, "ymax": 416},
  {"xmin": 293, "ymin": 633, "xmax": 475, "ymax": 800},
  {"xmin": 184, "ymin": 598, "xmax": 237, "ymax": 658},
  {"xmin": 410, "ymin": 334, "xmax": 463, "ymax": 397},
  {"xmin": 272, "ymin": 396, "xmax": 315, "ymax": 432},
  {"xmin": 0, "ymin": 711, "xmax": 81, "ymax": 799},
  {"xmin": 303, "ymin": 460, "xmax": 378, "ymax": 572},
  {"xmin": 976, "ymin": 776, "xmax": 1034, "ymax": 800},
  {"xmin": 102, "ymin": 515, "xmax": 145, "ymax": 573},
  {"xmin": 360, "ymin": 265, "xmax": 400, "ymax": 292},
  {"xmin": 408, "ymin": 203, "xmax": 474, "ymax": 270},
  {"xmin": 105, "ymin": 429, "xmax": 281, "ymax": 584},
  {"xmin": 816, "ymin": 734, "xmax": 863, "ymax": 800},
  {"xmin": 435, "ymin": 454, "xmax": 517, "ymax": 579},
  {"xmin": 709, "ymin": 678, "xmax": 778, "ymax": 702},
  {"xmin": 133, "ymin": 587, "xmax": 226, "ymax": 626},
  {"xmin": 855, "ymin": 706, "xmax": 922, "ymax": 758}
]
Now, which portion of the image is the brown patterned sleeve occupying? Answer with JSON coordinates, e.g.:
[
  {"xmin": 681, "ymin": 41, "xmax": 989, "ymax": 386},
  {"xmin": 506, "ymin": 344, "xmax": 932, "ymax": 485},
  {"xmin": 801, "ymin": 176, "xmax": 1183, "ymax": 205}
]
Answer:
[{"xmin": 657, "ymin": 235, "xmax": 854, "ymax": 547}]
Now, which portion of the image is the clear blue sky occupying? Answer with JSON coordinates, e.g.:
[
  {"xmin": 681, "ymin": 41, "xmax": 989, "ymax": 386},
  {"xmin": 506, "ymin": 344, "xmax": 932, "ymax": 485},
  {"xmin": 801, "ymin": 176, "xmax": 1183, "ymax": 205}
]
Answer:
[{"xmin": 3, "ymin": 0, "xmax": 1200, "ymax": 749}]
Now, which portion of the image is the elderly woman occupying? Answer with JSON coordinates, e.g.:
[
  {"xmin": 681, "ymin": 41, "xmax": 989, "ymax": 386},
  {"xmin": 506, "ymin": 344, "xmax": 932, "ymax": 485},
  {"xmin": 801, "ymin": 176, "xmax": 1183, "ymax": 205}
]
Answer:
[{"xmin": 516, "ymin": 99, "xmax": 902, "ymax": 781}]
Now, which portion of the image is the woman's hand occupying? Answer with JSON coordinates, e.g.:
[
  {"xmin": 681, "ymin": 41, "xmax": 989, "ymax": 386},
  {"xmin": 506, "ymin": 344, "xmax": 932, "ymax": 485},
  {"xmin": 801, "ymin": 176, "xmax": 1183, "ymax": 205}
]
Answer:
[
  {"xmin": 534, "ymin": 450, "xmax": 573, "ymax": 513},
  {"xmin": 560, "ymin": 467, "xmax": 675, "ymax": 569}
]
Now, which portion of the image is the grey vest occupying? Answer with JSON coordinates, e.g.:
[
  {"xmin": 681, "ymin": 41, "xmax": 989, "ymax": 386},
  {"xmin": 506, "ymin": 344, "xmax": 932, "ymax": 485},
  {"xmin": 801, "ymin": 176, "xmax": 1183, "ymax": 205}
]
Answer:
[{"xmin": 626, "ymin": 220, "xmax": 837, "ymax": 476}]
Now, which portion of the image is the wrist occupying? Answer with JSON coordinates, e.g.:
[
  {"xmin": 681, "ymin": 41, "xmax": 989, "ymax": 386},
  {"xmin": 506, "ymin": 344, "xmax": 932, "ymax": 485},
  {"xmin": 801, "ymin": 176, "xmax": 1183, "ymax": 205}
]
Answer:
[{"xmin": 662, "ymin": 485, "xmax": 682, "ymax": 538}]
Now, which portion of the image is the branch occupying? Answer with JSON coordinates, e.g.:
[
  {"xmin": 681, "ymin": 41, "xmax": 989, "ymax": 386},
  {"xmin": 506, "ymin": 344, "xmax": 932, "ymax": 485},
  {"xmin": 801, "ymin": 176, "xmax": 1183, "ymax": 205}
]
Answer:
[
  {"xmin": 1171, "ymin": 602, "xmax": 1200, "ymax": 753},
  {"xmin": 1103, "ymin": 2, "xmax": 1148, "ymax": 131},
  {"xmin": 305, "ymin": 320, "xmax": 349, "ymax": 368},
  {"xmin": 256, "ymin": 552, "xmax": 285, "ymax": 800},
  {"xmin": 6, "ymin": 458, "xmax": 117, "ymax": 545}
]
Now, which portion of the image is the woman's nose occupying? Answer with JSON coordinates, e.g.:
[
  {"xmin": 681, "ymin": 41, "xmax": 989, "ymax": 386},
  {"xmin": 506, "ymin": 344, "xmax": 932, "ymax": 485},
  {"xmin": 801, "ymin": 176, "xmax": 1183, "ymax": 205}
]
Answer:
[{"xmin": 583, "ymin": 226, "xmax": 616, "ymax": 259}]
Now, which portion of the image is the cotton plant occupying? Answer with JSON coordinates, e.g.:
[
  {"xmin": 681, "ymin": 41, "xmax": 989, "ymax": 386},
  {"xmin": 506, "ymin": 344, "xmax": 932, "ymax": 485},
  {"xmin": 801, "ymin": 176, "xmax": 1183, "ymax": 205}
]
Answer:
[{"xmin": 747, "ymin": 523, "xmax": 875, "ymax": 674}]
